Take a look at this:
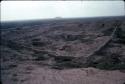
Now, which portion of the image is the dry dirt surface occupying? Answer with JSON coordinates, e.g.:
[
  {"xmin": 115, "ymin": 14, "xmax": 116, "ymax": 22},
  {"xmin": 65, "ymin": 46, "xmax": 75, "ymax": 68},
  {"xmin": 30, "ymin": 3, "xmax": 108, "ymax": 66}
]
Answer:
[{"xmin": 1, "ymin": 17, "xmax": 125, "ymax": 84}]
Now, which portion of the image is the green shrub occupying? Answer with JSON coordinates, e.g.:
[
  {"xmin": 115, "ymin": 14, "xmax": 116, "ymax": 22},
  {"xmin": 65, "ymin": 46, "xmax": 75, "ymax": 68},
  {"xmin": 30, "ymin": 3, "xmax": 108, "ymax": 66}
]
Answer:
[{"xmin": 33, "ymin": 51, "xmax": 50, "ymax": 61}]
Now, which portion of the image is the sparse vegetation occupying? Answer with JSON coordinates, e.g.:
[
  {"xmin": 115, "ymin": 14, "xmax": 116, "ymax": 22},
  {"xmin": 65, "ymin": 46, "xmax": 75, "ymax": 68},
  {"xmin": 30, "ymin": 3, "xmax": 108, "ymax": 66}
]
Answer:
[
  {"xmin": 32, "ymin": 41, "xmax": 46, "ymax": 47},
  {"xmin": 116, "ymin": 28, "xmax": 125, "ymax": 44},
  {"xmin": 33, "ymin": 51, "xmax": 51, "ymax": 61},
  {"xmin": 102, "ymin": 28, "xmax": 114, "ymax": 36},
  {"xmin": 1, "ymin": 17, "xmax": 125, "ymax": 84}
]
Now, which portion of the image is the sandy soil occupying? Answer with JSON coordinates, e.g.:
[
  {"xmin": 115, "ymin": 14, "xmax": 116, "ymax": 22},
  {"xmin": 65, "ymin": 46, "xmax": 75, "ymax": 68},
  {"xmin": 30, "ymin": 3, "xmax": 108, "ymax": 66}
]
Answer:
[
  {"xmin": 1, "ymin": 61, "xmax": 125, "ymax": 84},
  {"xmin": 1, "ymin": 17, "xmax": 125, "ymax": 84}
]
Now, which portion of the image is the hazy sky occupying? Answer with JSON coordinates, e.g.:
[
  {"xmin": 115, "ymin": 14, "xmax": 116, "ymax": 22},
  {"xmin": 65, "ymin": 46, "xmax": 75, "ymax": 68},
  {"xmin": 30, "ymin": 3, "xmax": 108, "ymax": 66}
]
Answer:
[{"xmin": 1, "ymin": 1, "xmax": 125, "ymax": 21}]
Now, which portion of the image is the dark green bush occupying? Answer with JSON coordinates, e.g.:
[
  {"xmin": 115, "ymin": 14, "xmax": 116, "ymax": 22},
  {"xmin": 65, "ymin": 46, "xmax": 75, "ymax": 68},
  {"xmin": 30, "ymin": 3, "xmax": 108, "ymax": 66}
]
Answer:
[
  {"xmin": 33, "ymin": 51, "xmax": 50, "ymax": 61},
  {"xmin": 32, "ymin": 41, "xmax": 45, "ymax": 46}
]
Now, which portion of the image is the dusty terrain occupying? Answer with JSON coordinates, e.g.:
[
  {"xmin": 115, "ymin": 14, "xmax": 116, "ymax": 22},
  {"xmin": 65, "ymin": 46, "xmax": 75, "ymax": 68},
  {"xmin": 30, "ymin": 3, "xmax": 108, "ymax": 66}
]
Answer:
[{"xmin": 1, "ymin": 17, "xmax": 125, "ymax": 84}]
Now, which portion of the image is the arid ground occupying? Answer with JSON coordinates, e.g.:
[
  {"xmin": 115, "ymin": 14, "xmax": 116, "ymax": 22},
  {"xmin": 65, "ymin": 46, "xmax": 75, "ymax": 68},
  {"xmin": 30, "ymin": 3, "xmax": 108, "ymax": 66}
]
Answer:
[{"xmin": 1, "ymin": 16, "xmax": 125, "ymax": 84}]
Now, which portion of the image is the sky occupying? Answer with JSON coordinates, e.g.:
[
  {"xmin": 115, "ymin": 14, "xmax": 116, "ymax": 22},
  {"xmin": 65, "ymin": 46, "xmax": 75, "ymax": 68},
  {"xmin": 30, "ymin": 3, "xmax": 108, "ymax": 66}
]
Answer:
[{"xmin": 1, "ymin": 1, "xmax": 125, "ymax": 21}]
